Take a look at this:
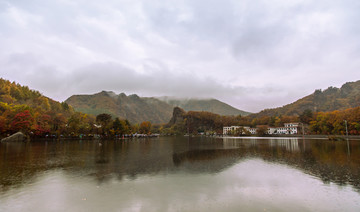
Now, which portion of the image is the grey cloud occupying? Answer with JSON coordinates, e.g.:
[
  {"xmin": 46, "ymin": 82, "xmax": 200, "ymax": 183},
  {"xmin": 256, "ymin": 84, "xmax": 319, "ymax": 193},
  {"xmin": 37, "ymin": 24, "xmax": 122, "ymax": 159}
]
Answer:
[
  {"xmin": 6, "ymin": 52, "xmax": 40, "ymax": 69},
  {"xmin": 1, "ymin": 0, "xmax": 360, "ymax": 113},
  {"xmin": 68, "ymin": 62, "xmax": 242, "ymax": 98},
  {"xmin": 232, "ymin": 25, "xmax": 291, "ymax": 58}
]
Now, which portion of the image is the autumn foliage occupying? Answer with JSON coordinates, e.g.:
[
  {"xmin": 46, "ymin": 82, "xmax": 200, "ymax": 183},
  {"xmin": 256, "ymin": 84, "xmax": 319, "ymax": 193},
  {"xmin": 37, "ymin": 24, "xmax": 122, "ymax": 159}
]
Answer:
[
  {"xmin": 0, "ymin": 79, "xmax": 74, "ymax": 137},
  {"xmin": 10, "ymin": 110, "xmax": 34, "ymax": 134}
]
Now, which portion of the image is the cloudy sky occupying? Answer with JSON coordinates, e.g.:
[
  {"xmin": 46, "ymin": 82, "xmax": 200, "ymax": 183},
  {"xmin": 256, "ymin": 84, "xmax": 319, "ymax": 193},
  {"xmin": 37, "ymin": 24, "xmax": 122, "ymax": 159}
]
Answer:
[{"xmin": 1, "ymin": 0, "xmax": 360, "ymax": 112}]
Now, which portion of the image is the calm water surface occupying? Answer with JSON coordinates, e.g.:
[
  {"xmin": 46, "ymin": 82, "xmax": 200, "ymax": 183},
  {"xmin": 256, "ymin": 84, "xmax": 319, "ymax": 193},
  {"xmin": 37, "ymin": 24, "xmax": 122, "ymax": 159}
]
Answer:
[{"xmin": 0, "ymin": 137, "xmax": 360, "ymax": 211}]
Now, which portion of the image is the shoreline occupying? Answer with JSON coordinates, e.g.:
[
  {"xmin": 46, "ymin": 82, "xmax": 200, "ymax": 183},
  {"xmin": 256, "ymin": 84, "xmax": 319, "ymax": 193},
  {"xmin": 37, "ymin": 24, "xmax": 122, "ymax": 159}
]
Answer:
[
  {"xmin": 220, "ymin": 134, "xmax": 360, "ymax": 140},
  {"xmin": 2, "ymin": 133, "xmax": 360, "ymax": 142}
]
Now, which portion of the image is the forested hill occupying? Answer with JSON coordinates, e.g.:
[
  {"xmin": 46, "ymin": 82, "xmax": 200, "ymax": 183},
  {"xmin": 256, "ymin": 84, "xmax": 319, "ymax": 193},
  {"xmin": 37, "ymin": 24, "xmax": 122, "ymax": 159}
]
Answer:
[
  {"xmin": 0, "ymin": 78, "xmax": 79, "ymax": 136},
  {"xmin": 253, "ymin": 80, "xmax": 360, "ymax": 118},
  {"xmin": 0, "ymin": 78, "xmax": 73, "ymax": 115},
  {"xmin": 65, "ymin": 92, "xmax": 250, "ymax": 124},
  {"xmin": 156, "ymin": 97, "xmax": 250, "ymax": 116}
]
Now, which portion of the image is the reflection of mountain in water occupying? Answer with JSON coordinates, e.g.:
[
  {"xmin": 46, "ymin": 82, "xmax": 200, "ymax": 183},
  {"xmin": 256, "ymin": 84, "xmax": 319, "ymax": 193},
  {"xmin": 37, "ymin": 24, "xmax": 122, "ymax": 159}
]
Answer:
[
  {"xmin": 0, "ymin": 137, "xmax": 359, "ymax": 192},
  {"xmin": 172, "ymin": 149, "xmax": 244, "ymax": 174}
]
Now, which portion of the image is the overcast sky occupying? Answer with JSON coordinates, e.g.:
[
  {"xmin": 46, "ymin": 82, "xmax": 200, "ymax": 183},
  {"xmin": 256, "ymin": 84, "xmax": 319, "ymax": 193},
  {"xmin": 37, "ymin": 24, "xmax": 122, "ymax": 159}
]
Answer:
[{"xmin": 1, "ymin": 0, "xmax": 360, "ymax": 112}]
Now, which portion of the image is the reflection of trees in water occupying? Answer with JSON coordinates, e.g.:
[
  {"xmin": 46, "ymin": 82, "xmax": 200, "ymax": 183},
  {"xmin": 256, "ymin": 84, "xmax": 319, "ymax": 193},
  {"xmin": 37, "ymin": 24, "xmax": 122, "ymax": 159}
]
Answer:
[
  {"xmin": 0, "ymin": 137, "xmax": 359, "ymax": 192},
  {"xmin": 0, "ymin": 141, "xmax": 78, "ymax": 192},
  {"xmin": 95, "ymin": 142, "xmax": 109, "ymax": 164},
  {"xmin": 175, "ymin": 138, "xmax": 360, "ymax": 191},
  {"xmin": 266, "ymin": 138, "xmax": 359, "ymax": 191}
]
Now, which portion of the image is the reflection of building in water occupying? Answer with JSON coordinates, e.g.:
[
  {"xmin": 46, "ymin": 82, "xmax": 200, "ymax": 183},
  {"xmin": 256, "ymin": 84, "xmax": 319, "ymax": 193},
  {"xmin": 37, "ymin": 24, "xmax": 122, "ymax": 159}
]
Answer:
[
  {"xmin": 222, "ymin": 137, "xmax": 240, "ymax": 149},
  {"xmin": 222, "ymin": 137, "xmax": 267, "ymax": 148},
  {"xmin": 222, "ymin": 137, "xmax": 300, "ymax": 152},
  {"xmin": 269, "ymin": 138, "xmax": 299, "ymax": 152}
]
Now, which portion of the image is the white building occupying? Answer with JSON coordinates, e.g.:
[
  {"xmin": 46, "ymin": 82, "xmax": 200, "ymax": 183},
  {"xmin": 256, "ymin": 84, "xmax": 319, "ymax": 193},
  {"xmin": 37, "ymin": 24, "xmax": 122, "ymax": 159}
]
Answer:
[
  {"xmin": 223, "ymin": 123, "xmax": 302, "ymax": 135},
  {"xmin": 223, "ymin": 126, "xmax": 252, "ymax": 135},
  {"xmin": 248, "ymin": 128, "xmax": 257, "ymax": 135},
  {"xmin": 284, "ymin": 123, "xmax": 300, "ymax": 128},
  {"xmin": 223, "ymin": 126, "xmax": 240, "ymax": 135},
  {"xmin": 267, "ymin": 127, "xmax": 277, "ymax": 134},
  {"xmin": 276, "ymin": 123, "xmax": 300, "ymax": 134}
]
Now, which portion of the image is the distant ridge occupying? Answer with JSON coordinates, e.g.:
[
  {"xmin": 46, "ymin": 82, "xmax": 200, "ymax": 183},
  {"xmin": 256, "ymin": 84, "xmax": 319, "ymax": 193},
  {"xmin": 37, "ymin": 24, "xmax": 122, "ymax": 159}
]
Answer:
[
  {"xmin": 65, "ymin": 91, "xmax": 173, "ymax": 124},
  {"xmin": 157, "ymin": 96, "xmax": 251, "ymax": 116},
  {"xmin": 252, "ymin": 80, "xmax": 360, "ymax": 117},
  {"xmin": 65, "ymin": 92, "xmax": 250, "ymax": 124}
]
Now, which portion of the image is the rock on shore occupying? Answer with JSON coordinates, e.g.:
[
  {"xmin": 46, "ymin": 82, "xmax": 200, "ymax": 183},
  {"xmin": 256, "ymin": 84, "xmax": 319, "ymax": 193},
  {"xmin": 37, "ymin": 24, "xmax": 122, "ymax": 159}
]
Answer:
[{"xmin": 1, "ymin": 132, "xmax": 27, "ymax": 142}]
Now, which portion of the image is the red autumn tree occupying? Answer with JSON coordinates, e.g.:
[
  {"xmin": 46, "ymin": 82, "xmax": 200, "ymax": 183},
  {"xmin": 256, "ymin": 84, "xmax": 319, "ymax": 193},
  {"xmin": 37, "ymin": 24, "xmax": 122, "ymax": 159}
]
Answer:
[{"xmin": 10, "ymin": 110, "xmax": 34, "ymax": 134}]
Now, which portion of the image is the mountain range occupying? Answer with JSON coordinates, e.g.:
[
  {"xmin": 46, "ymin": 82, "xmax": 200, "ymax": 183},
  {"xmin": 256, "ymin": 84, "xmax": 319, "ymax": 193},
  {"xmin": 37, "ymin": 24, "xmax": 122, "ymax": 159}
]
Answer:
[
  {"xmin": 65, "ymin": 92, "xmax": 249, "ymax": 124},
  {"xmin": 2, "ymin": 77, "xmax": 360, "ymax": 125},
  {"xmin": 65, "ymin": 80, "xmax": 360, "ymax": 123}
]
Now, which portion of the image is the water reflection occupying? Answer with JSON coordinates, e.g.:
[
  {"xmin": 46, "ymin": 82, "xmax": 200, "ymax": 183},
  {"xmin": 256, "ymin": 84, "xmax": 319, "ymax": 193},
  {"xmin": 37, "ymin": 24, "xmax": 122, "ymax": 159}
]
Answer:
[
  {"xmin": 223, "ymin": 137, "xmax": 301, "ymax": 152},
  {"xmin": 221, "ymin": 137, "xmax": 360, "ymax": 190},
  {"xmin": 269, "ymin": 138, "xmax": 299, "ymax": 152},
  {"xmin": 0, "ymin": 137, "xmax": 360, "ymax": 193}
]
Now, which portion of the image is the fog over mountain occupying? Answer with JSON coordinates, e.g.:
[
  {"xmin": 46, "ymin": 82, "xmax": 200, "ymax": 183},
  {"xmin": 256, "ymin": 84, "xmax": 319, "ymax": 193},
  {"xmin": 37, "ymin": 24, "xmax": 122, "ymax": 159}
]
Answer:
[
  {"xmin": 1, "ymin": 0, "xmax": 360, "ymax": 112},
  {"xmin": 65, "ymin": 91, "xmax": 249, "ymax": 124}
]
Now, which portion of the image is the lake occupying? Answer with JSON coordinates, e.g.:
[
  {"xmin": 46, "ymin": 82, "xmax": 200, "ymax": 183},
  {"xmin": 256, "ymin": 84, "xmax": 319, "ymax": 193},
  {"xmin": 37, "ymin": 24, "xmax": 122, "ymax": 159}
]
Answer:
[{"xmin": 0, "ymin": 137, "xmax": 360, "ymax": 211}]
